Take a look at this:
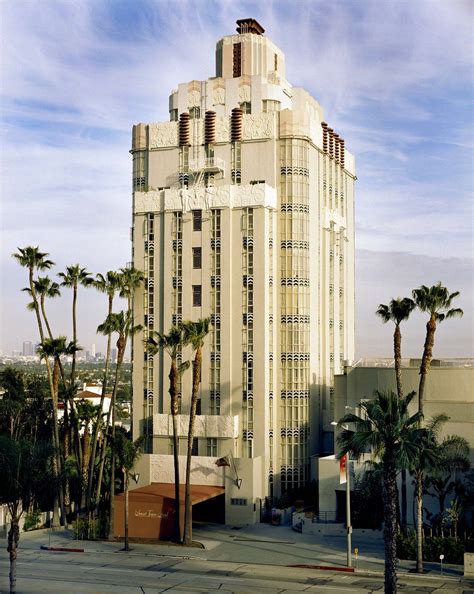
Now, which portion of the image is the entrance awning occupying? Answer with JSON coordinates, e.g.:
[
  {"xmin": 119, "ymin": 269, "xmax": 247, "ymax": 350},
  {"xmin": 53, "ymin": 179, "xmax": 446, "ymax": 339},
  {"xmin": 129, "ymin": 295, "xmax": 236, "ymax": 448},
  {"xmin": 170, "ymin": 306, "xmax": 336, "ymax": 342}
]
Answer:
[
  {"xmin": 126, "ymin": 482, "xmax": 225, "ymax": 505},
  {"xmin": 114, "ymin": 483, "xmax": 225, "ymax": 540}
]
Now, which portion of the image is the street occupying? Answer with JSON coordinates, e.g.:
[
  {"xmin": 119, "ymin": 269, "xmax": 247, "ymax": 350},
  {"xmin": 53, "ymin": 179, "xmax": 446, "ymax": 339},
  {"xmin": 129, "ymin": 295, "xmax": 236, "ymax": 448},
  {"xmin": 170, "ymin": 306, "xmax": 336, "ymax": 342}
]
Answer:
[{"xmin": 1, "ymin": 524, "xmax": 472, "ymax": 593}]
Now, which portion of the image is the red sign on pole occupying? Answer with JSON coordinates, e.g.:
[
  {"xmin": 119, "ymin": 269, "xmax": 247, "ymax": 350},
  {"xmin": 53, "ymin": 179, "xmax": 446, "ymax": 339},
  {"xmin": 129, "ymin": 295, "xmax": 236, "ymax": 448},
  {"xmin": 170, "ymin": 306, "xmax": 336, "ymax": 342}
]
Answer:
[{"xmin": 339, "ymin": 454, "xmax": 347, "ymax": 484}]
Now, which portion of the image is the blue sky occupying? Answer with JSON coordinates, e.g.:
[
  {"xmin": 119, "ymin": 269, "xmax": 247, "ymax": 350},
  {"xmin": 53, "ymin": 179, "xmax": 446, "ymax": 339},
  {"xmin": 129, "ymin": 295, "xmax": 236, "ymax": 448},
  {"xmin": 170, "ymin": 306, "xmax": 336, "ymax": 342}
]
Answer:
[{"xmin": 1, "ymin": 0, "xmax": 472, "ymax": 357}]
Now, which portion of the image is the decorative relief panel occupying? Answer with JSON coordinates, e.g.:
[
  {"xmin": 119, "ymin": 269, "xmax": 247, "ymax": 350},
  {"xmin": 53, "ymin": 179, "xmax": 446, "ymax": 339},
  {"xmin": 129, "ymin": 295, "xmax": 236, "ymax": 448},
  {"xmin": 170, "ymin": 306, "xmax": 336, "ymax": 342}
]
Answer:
[
  {"xmin": 238, "ymin": 85, "xmax": 251, "ymax": 103},
  {"xmin": 135, "ymin": 184, "xmax": 277, "ymax": 214},
  {"xmin": 323, "ymin": 206, "xmax": 347, "ymax": 234},
  {"xmin": 134, "ymin": 190, "xmax": 163, "ymax": 213},
  {"xmin": 149, "ymin": 122, "xmax": 178, "ymax": 149},
  {"xmin": 149, "ymin": 455, "xmax": 225, "ymax": 486},
  {"xmin": 153, "ymin": 414, "xmax": 238, "ymax": 438},
  {"xmin": 188, "ymin": 90, "xmax": 201, "ymax": 107},
  {"xmin": 215, "ymin": 116, "xmax": 230, "ymax": 143},
  {"xmin": 242, "ymin": 113, "xmax": 275, "ymax": 140}
]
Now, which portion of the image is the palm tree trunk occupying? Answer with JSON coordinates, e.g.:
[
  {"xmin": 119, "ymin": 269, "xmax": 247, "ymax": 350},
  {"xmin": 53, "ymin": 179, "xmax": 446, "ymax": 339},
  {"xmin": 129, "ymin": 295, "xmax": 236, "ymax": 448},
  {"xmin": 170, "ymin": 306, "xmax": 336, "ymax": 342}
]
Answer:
[
  {"xmin": 29, "ymin": 267, "xmax": 45, "ymax": 343},
  {"xmin": 184, "ymin": 349, "xmax": 201, "ymax": 546},
  {"xmin": 415, "ymin": 472, "xmax": 424, "ymax": 573},
  {"xmin": 382, "ymin": 453, "xmax": 398, "ymax": 594},
  {"xmin": 7, "ymin": 511, "xmax": 19, "ymax": 594},
  {"xmin": 394, "ymin": 324, "xmax": 402, "ymax": 399},
  {"xmin": 86, "ymin": 294, "xmax": 114, "ymax": 512},
  {"xmin": 51, "ymin": 359, "xmax": 67, "ymax": 526},
  {"xmin": 401, "ymin": 471, "xmax": 408, "ymax": 534},
  {"xmin": 71, "ymin": 284, "xmax": 78, "ymax": 386},
  {"xmin": 124, "ymin": 474, "xmax": 130, "ymax": 551},
  {"xmin": 418, "ymin": 317, "xmax": 436, "ymax": 417},
  {"xmin": 170, "ymin": 359, "xmax": 181, "ymax": 543}
]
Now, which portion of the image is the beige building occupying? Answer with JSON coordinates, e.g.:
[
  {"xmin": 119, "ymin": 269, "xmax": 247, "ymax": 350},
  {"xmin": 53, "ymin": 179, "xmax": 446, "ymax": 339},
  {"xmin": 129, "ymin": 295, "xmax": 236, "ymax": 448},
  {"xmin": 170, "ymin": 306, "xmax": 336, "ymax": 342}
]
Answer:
[
  {"xmin": 319, "ymin": 359, "xmax": 474, "ymax": 521},
  {"xmin": 130, "ymin": 18, "xmax": 356, "ymax": 521}
]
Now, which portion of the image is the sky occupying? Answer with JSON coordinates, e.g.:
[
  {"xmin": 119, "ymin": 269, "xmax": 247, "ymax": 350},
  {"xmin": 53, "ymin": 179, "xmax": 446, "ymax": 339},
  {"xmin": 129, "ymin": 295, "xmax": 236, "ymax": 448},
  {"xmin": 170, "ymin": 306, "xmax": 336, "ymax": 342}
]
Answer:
[{"xmin": 0, "ymin": 0, "xmax": 473, "ymax": 358}]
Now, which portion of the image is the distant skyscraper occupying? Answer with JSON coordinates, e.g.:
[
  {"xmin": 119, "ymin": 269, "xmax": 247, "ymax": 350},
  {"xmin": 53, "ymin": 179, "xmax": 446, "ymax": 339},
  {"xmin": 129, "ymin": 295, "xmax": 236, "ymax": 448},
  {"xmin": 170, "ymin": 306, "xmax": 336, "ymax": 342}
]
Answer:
[
  {"xmin": 111, "ymin": 348, "xmax": 118, "ymax": 364},
  {"xmin": 91, "ymin": 343, "xmax": 96, "ymax": 358},
  {"xmin": 131, "ymin": 18, "xmax": 355, "ymax": 516},
  {"xmin": 22, "ymin": 341, "xmax": 34, "ymax": 356}
]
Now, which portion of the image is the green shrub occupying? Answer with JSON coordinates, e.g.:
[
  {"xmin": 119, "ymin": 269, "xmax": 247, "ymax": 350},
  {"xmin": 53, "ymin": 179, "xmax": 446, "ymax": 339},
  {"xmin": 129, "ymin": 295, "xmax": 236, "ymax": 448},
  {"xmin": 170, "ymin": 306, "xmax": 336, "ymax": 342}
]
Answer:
[
  {"xmin": 24, "ymin": 510, "xmax": 42, "ymax": 531},
  {"xmin": 397, "ymin": 532, "xmax": 465, "ymax": 564},
  {"xmin": 72, "ymin": 517, "xmax": 100, "ymax": 540}
]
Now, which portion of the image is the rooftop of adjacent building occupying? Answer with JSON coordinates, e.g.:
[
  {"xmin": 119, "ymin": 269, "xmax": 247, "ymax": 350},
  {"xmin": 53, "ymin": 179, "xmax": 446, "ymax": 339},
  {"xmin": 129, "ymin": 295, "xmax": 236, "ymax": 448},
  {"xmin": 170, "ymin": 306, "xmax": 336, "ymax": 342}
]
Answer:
[{"xmin": 345, "ymin": 358, "xmax": 474, "ymax": 369}]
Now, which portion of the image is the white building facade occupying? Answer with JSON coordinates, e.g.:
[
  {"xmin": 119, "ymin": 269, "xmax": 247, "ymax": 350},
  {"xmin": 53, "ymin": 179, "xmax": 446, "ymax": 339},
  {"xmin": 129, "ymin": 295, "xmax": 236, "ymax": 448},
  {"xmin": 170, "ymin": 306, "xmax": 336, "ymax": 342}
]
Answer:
[{"xmin": 131, "ymin": 19, "xmax": 355, "ymax": 514}]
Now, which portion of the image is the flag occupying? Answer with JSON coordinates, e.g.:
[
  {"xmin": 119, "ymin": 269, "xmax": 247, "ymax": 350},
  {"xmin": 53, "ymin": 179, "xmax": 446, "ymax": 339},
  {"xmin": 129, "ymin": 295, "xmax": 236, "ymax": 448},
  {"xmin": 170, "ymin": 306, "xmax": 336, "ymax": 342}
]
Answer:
[{"xmin": 339, "ymin": 454, "xmax": 347, "ymax": 484}]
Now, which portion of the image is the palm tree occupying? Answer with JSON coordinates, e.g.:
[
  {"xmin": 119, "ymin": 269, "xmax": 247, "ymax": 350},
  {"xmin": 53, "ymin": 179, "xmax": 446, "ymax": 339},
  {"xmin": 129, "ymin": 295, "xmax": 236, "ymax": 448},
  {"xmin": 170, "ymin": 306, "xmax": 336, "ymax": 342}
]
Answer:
[
  {"xmin": 58, "ymin": 265, "xmax": 93, "ymax": 387},
  {"xmin": 0, "ymin": 436, "xmax": 52, "ymax": 594},
  {"xmin": 425, "ymin": 434, "xmax": 470, "ymax": 515},
  {"xmin": 37, "ymin": 337, "xmax": 81, "ymax": 527},
  {"xmin": 376, "ymin": 297, "xmax": 415, "ymax": 534},
  {"xmin": 86, "ymin": 270, "xmax": 122, "ymax": 511},
  {"xmin": 23, "ymin": 276, "xmax": 61, "ymax": 340},
  {"xmin": 337, "ymin": 390, "xmax": 424, "ymax": 594},
  {"xmin": 182, "ymin": 318, "xmax": 211, "ymax": 546},
  {"xmin": 412, "ymin": 283, "xmax": 463, "ymax": 416},
  {"xmin": 410, "ymin": 418, "xmax": 470, "ymax": 573},
  {"xmin": 119, "ymin": 266, "xmax": 144, "ymax": 312},
  {"xmin": 114, "ymin": 431, "xmax": 144, "ymax": 551},
  {"xmin": 96, "ymin": 311, "xmax": 142, "ymax": 539},
  {"xmin": 76, "ymin": 399, "xmax": 101, "ymax": 520},
  {"xmin": 146, "ymin": 326, "xmax": 189, "ymax": 542},
  {"xmin": 12, "ymin": 246, "xmax": 54, "ymax": 343}
]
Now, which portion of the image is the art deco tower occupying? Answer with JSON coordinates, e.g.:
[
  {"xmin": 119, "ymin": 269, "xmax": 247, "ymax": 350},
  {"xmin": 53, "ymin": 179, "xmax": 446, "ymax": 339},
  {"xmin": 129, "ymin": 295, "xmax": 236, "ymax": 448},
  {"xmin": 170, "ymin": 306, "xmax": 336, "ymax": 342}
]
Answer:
[{"xmin": 131, "ymin": 18, "xmax": 355, "ymax": 512}]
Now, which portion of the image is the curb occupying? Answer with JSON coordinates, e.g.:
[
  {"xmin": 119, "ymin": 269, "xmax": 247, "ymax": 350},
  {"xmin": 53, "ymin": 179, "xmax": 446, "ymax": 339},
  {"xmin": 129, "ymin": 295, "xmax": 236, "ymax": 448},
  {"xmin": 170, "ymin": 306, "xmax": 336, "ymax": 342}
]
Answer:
[
  {"xmin": 40, "ymin": 545, "xmax": 84, "ymax": 553},
  {"xmin": 287, "ymin": 564, "xmax": 355, "ymax": 573}
]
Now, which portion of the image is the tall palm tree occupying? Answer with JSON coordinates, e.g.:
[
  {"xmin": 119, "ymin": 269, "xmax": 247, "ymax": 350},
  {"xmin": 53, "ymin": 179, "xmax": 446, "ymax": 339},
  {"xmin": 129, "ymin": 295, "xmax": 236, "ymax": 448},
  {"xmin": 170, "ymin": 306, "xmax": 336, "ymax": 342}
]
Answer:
[
  {"xmin": 376, "ymin": 297, "xmax": 415, "ymax": 533},
  {"xmin": 337, "ymin": 390, "xmax": 424, "ymax": 594},
  {"xmin": 23, "ymin": 276, "xmax": 61, "ymax": 340},
  {"xmin": 12, "ymin": 246, "xmax": 54, "ymax": 343},
  {"xmin": 37, "ymin": 337, "xmax": 81, "ymax": 527},
  {"xmin": 114, "ymin": 431, "xmax": 144, "ymax": 551},
  {"xmin": 58, "ymin": 265, "xmax": 94, "ymax": 387},
  {"xmin": 85, "ymin": 270, "xmax": 122, "ymax": 511},
  {"xmin": 119, "ymin": 266, "xmax": 144, "ymax": 312},
  {"xmin": 75, "ymin": 399, "xmax": 101, "ymax": 522},
  {"xmin": 182, "ymin": 318, "xmax": 211, "ymax": 546},
  {"xmin": 147, "ymin": 326, "xmax": 189, "ymax": 542},
  {"xmin": 412, "ymin": 283, "xmax": 463, "ymax": 416},
  {"xmin": 96, "ymin": 311, "xmax": 142, "ymax": 539}
]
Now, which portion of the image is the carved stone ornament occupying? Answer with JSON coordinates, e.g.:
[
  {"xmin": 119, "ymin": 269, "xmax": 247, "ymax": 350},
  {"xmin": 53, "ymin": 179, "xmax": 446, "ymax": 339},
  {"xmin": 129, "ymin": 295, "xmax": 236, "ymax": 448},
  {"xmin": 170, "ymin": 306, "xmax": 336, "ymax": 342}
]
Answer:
[
  {"xmin": 188, "ymin": 90, "xmax": 201, "ymax": 107},
  {"xmin": 134, "ymin": 190, "xmax": 163, "ymax": 213},
  {"xmin": 213, "ymin": 87, "xmax": 225, "ymax": 105},
  {"xmin": 215, "ymin": 116, "xmax": 230, "ymax": 143},
  {"xmin": 238, "ymin": 85, "xmax": 251, "ymax": 103},
  {"xmin": 149, "ymin": 454, "xmax": 225, "ymax": 486},
  {"xmin": 242, "ymin": 113, "xmax": 275, "ymax": 140},
  {"xmin": 148, "ymin": 122, "xmax": 178, "ymax": 149}
]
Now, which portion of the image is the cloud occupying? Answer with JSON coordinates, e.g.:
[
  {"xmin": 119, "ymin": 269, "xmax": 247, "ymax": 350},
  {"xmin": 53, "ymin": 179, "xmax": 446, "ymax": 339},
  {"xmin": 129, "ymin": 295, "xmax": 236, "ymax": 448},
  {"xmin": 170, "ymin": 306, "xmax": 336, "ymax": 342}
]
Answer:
[{"xmin": 0, "ymin": 0, "xmax": 472, "ymax": 355}]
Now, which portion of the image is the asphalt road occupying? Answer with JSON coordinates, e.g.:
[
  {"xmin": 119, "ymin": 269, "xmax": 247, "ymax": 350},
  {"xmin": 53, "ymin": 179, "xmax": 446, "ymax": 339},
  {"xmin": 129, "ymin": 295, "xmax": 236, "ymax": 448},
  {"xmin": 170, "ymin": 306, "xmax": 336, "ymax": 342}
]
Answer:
[{"xmin": 0, "ymin": 524, "xmax": 472, "ymax": 593}]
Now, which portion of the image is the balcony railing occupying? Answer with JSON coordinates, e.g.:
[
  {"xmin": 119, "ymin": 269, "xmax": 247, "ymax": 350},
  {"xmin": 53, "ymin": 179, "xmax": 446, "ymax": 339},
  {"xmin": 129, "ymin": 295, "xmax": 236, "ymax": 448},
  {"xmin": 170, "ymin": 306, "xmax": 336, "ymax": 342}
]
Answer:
[{"xmin": 188, "ymin": 156, "xmax": 225, "ymax": 175}]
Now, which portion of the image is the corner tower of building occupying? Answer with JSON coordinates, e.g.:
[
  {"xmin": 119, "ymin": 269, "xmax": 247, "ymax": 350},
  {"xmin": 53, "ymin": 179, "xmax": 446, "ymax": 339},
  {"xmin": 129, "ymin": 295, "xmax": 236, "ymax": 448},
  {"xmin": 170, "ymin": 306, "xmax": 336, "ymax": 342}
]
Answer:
[{"xmin": 131, "ymin": 18, "xmax": 355, "ymax": 521}]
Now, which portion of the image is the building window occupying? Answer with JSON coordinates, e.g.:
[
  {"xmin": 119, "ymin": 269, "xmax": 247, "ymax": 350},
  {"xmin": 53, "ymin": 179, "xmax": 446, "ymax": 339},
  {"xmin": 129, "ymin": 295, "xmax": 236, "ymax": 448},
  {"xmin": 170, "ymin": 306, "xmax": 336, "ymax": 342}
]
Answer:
[
  {"xmin": 192, "ymin": 209, "xmax": 202, "ymax": 231},
  {"xmin": 169, "ymin": 108, "xmax": 178, "ymax": 121},
  {"xmin": 192, "ymin": 247, "xmax": 202, "ymax": 269},
  {"xmin": 263, "ymin": 100, "xmax": 280, "ymax": 113},
  {"xmin": 191, "ymin": 438, "xmax": 199, "ymax": 456},
  {"xmin": 233, "ymin": 42, "xmax": 242, "ymax": 78},
  {"xmin": 239, "ymin": 101, "xmax": 251, "ymax": 114},
  {"xmin": 274, "ymin": 53, "xmax": 278, "ymax": 71},
  {"xmin": 231, "ymin": 498, "xmax": 247, "ymax": 506},
  {"xmin": 207, "ymin": 438, "xmax": 217, "ymax": 457},
  {"xmin": 189, "ymin": 106, "xmax": 201, "ymax": 119},
  {"xmin": 192, "ymin": 285, "xmax": 202, "ymax": 307}
]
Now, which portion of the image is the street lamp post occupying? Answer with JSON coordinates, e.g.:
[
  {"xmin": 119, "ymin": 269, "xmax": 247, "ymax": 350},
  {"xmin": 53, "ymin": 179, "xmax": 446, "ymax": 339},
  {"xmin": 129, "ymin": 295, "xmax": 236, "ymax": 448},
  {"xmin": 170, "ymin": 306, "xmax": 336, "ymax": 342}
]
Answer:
[{"xmin": 332, "ymin": 421, "xmax": 352, "ymax": 568}]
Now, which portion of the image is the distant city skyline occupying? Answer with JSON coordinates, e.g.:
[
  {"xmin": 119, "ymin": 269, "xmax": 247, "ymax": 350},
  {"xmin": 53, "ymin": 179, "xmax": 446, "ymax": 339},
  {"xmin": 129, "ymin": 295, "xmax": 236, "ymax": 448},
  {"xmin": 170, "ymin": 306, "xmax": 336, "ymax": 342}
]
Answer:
[{"xmin": 1, "ymin": 1, "xmax": 472, "ymax": 357}]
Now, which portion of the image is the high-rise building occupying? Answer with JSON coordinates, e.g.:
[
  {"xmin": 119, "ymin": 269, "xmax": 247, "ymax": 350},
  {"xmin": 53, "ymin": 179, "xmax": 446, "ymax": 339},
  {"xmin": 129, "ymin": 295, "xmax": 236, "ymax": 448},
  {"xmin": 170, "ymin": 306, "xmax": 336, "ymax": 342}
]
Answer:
[
  {"xmin": 130, "ymin": 19, "xmax": 355, "ymax": 520},
  {"xmin": 22, "ymin": 341, "xmax": 34, "ymax": 357}
]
